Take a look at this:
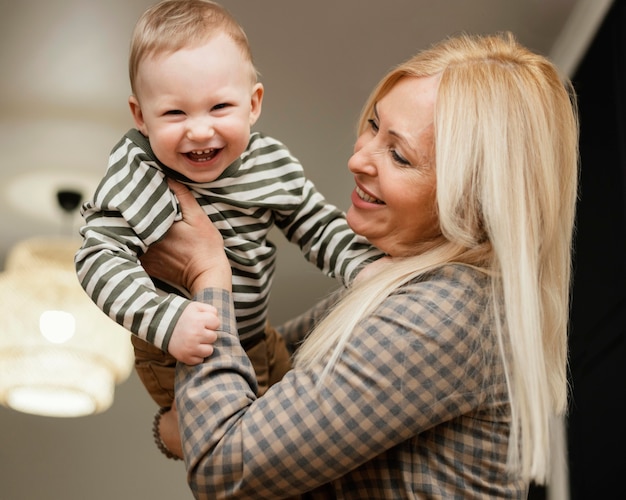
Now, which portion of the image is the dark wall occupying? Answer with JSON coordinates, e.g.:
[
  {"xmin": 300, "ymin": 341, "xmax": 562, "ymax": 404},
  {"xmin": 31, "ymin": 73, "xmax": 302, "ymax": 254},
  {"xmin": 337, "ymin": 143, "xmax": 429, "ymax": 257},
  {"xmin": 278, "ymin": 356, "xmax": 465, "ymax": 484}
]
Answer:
[{"xmin": 568, "ymin": 1, "xmax": 626, "ymax": 497}]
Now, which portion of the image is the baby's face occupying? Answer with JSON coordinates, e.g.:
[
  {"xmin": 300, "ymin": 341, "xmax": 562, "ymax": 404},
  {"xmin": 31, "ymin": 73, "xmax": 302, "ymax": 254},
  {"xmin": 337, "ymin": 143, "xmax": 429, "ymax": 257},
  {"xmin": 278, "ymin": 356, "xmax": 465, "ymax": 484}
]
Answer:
[{"xmin": 129, "ymin": 33, "xmax": 263, "ymax": 183}]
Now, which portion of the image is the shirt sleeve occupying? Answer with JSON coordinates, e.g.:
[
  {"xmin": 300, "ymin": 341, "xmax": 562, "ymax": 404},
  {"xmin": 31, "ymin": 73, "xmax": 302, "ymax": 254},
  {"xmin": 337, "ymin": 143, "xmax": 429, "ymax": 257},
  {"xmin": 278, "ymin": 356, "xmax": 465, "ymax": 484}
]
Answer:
[
  {"xmin": 75, "ymin": 134, "xmax": 190, "ymax": 350},
  {"xmin": 177, "ymin": 270, "xmax": 493, "ymax": 499},
  {"xmin": 279, "ymin": 178, "xmax": 384, "ymax": 286},
  {"xmin": 276, "ymin": 288, "xmax": 344, "ymax": 354},
  {"xmin": 261, "ymin": 136, "xmax": 383, "ymax": 286}
]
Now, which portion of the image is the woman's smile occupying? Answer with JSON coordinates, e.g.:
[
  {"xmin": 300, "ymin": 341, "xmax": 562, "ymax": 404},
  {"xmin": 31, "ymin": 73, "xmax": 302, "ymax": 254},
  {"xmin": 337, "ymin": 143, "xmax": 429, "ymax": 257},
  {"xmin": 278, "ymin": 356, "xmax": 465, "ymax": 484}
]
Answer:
[
  {"xmin": 355, "ymin": 185, "xmax": 384, "ymax": 204},
  {"xmin": 347, "ymin": 76, "xmax": 440, "ymax": 257}
]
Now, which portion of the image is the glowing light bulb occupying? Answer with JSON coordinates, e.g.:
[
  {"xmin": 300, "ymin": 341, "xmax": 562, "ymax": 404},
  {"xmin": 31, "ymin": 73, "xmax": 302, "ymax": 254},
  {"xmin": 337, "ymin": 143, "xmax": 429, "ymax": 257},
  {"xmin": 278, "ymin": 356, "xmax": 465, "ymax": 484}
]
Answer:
[{"xmin": 39, "ymin": 310, "xmax": 75, "ymax": 343}]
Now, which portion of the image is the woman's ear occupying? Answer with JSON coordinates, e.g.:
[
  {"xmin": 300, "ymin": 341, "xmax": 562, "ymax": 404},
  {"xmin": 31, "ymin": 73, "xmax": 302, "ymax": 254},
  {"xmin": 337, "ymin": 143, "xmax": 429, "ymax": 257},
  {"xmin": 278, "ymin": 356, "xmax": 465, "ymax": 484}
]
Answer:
[
  {"xmin": 129, "ymin": 95, "xmax": 148, "ymax": 136},
  {"xmin": 249, "ymin": 83, "xmax": 264, "ymax": 126}
]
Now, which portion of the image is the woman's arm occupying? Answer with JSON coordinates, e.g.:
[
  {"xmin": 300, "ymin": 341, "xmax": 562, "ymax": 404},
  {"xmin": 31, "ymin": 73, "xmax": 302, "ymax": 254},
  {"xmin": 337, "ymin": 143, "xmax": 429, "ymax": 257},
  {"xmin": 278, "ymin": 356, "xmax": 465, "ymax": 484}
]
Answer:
[
  {"xmin": 277, "ymin": 255, "xmax": 392, "ymax": 354},
  {"xmin": 140, "ymin": 179, "xmax": 232, "ymax": 294},
  {"xmin": 276, "ymin": 288, "xmax": 344, "ymax": 354},
  {"xmin": 143, "ymin": 183, "xmax": 496, "ymax": 498},
  {"xmin": 177, "ymin": 274, "xmax": 493, "ymax": 498}
]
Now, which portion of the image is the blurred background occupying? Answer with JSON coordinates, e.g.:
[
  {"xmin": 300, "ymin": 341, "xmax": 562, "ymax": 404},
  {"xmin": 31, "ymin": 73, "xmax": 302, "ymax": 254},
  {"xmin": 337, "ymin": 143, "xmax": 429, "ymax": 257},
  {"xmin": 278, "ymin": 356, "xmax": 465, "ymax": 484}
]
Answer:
[{"xmin": 0, "ymin": 1, "xmax": 619, "ymax": 499}]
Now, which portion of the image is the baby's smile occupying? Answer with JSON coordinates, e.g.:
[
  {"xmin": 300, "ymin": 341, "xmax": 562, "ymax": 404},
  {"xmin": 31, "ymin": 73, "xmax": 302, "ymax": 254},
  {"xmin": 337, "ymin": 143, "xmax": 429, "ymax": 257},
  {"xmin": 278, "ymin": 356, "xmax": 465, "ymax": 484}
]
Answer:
[{"xmin": 186, "ymin": 149, "xmax": 220, "ymax": 162}]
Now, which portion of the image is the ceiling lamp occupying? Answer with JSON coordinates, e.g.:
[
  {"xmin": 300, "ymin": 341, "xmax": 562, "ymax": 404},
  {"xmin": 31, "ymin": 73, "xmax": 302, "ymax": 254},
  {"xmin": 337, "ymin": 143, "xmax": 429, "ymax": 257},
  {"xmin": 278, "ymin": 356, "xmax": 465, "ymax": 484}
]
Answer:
[{"xmin": 0, "ymin": 191, "xmax": 133, "ymax": 417}]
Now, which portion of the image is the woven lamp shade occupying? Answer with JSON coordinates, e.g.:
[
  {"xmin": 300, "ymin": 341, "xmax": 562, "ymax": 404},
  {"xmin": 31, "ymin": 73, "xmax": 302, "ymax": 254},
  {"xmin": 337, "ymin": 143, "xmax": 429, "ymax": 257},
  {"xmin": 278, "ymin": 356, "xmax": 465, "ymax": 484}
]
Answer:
[{"xmin": 0, "ymin": 237, "xmax": 133, "ymax": 417}]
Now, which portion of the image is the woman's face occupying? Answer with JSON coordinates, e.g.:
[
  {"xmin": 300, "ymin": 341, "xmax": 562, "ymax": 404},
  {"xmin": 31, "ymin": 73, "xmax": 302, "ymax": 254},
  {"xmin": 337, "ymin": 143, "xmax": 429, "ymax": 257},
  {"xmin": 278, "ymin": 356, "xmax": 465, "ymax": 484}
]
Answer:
[{"xmin": 346, "ymin": 76, "xmax": 441, "ymax": 257}]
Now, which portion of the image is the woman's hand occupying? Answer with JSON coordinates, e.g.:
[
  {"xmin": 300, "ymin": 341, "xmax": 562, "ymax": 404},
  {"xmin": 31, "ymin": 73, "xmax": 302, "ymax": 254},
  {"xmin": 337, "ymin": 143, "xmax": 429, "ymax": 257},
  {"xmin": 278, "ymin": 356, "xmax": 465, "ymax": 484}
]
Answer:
[{"xmin": 141, "ymin": 179, "xmax": 232, "ymax": 294}]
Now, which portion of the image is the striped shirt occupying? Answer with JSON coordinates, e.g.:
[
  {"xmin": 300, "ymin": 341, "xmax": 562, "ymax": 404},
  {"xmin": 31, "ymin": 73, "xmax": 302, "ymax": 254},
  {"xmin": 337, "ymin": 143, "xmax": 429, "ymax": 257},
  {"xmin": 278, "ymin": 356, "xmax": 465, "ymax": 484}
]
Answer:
[
  {"xmin": 176, "ymin": 265, "xmax": 527, "ymax": 499},
  {"xmin": 75, "ymin": 129, "xmax": 381, "ymax": 351}
]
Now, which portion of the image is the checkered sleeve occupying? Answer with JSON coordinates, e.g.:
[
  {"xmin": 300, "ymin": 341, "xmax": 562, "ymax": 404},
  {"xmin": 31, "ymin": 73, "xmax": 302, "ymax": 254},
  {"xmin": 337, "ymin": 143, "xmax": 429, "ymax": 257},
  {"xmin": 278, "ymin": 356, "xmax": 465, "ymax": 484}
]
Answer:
[
  {"xmin": 176, "ymin": 266, "xmax": 495, "ymax": 499},
  {"xmin": 277, "ymin": 288, "xmax": 345, "ymax": 354}
]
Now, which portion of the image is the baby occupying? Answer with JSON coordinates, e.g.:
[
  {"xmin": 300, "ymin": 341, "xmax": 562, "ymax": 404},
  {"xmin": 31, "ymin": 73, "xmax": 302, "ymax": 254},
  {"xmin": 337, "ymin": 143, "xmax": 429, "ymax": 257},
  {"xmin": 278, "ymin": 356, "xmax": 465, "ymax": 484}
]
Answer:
[{"xmin": 75, "ymin": 0, "xmax": 380, "ymax": 457}]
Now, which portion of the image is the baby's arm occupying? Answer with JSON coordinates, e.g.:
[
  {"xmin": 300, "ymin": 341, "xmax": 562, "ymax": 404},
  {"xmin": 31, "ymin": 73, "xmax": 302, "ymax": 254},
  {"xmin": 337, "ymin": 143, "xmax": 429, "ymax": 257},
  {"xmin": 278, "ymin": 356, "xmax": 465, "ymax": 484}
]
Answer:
[
  {"xmin": 76, "ymin": 132, "xmax": 190, "ymax": 352},
  {"xmin": 275, "ymin": 176, "xmax": 383, "ymax": 286},
  {"xmin": 168, "ymin": 301, "xmax": 220, "ymax": 365}
]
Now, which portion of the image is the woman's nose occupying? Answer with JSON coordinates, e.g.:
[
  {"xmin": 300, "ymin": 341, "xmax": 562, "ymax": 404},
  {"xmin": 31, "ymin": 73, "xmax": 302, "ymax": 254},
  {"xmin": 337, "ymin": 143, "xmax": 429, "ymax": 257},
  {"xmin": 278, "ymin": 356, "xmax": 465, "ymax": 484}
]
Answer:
[
  {"xmin": 186, "ymin": 117, "xmax": 215, "ymax": 142},
  {"xmin": 348, "ymin": 135, "xmax": 377, "ymax": 176}
]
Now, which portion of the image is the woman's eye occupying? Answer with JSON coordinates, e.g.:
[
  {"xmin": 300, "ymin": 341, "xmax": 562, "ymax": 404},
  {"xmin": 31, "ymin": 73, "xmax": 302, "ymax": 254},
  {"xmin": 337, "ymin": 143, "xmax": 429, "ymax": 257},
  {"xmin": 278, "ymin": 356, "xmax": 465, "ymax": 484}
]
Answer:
[
  {"xmin": 391, "ymin": 149, "xmax": 410, "ymax": 166},
  {"xmin": 367, "ymin": 118, "xmax": 379, "ymax": 133}
]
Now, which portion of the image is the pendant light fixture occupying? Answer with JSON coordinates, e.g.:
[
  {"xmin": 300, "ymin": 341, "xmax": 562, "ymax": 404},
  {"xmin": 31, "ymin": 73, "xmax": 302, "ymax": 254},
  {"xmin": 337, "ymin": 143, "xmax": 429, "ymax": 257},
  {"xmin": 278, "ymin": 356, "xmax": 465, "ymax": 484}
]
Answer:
[{"xmin": 0, "ymin": 190, "xmax": 133, "ymax": 417}]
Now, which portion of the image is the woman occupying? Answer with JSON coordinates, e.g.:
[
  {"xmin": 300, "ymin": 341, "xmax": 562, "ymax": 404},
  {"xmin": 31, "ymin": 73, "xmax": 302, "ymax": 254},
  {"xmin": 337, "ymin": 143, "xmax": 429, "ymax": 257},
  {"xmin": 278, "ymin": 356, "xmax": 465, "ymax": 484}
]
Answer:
[{"xmin": 142, "ymin": 32, "xmax": 578, "ymax": 498}]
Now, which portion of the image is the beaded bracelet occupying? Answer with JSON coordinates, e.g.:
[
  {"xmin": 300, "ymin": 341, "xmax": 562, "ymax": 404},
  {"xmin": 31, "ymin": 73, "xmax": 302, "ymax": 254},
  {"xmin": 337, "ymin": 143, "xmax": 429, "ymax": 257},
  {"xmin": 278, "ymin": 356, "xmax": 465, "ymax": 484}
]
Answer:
[{"xmin": 152, "ymin": 407, "xmax": 182, "ymax": 461}]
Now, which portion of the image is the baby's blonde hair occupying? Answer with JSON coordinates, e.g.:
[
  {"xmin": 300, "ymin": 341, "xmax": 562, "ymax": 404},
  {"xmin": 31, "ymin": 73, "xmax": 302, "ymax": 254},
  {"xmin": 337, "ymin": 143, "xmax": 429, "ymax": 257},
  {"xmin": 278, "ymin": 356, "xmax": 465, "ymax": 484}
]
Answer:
[
  {"xmin": 128, "ymin": 0, "xmax": 256, "ymax": 95},
  {"xmin": 296, "ymin": 32, "xmax": 579, "ymax": 484}
]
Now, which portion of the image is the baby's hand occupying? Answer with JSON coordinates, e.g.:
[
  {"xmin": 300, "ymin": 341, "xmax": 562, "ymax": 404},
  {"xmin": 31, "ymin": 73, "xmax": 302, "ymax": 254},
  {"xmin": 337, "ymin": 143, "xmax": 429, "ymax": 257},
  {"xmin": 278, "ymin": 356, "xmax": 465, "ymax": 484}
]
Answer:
[{"xmin": 168, "ymin": 302, "xmax": 219, "ymax": 365}]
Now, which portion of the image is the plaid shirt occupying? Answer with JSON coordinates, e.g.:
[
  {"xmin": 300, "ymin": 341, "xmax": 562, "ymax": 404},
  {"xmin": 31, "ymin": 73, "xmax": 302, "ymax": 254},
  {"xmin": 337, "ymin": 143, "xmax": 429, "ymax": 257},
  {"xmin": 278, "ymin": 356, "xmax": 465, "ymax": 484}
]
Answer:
[{"xmin": 176, "ymin": 264, "xmax": 527, "ymax": 499}]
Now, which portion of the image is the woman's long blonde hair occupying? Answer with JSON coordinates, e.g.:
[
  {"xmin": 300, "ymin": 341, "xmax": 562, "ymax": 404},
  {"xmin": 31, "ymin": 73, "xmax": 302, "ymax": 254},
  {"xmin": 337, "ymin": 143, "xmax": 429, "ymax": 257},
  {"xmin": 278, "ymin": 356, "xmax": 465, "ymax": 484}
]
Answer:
[{"xmin": 295, "ymin": 32, "xmax": 579, "ymax": 484}]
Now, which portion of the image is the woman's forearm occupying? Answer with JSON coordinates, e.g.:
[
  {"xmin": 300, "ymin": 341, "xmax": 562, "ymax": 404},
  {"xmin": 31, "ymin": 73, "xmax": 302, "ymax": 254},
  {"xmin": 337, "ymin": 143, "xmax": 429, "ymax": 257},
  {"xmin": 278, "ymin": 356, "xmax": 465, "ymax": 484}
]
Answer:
[
  {"xmin": 186, "ymin": 263, "xmax": 232, "ymax": 295},
  {"xmin": 175, "ymin": 283, "xmax": 461, "ymax": 499},
  {"xmin": 140, "ymin": 179, "xmax": 233, "ymax": 294},
  {"xmin": 277, "ymin": 288, "xmax": 345, "ymax": 354}
]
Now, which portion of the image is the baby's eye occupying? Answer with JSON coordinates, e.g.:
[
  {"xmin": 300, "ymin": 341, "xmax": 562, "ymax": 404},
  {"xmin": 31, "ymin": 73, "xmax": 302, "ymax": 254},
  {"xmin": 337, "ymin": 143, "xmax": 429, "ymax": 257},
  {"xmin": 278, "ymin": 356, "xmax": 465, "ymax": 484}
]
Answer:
[
  {"xmin": 212, "ymin": 103, "xmax": 230, "ymax": 111},
  {"xmin": 164, "ymin": 109, "xmax": 185, "ymax": 116},
  {"xmin": 367, "ymin": 118, "xmax": 379, "ymax": 133}
]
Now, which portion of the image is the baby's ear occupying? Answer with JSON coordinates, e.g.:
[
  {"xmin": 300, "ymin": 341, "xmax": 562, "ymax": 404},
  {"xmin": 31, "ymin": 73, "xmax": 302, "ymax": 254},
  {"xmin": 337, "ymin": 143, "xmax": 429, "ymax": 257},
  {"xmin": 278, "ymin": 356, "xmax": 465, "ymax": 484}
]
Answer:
[
  {"xmin": 129, "ymin": 95, "xmax": 148, "ymax": 135},
  {"xmin": 249, "ymin": 83, "xmax": 264, "ymax": 126}
]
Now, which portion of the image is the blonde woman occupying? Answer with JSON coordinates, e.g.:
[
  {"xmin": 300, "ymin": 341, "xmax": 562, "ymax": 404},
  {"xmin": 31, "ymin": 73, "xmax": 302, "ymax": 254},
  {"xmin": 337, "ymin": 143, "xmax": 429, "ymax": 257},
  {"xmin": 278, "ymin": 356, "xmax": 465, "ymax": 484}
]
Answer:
[{"xmin": 142, "ymin": 32, "xmax": 578, "ymax": 499}]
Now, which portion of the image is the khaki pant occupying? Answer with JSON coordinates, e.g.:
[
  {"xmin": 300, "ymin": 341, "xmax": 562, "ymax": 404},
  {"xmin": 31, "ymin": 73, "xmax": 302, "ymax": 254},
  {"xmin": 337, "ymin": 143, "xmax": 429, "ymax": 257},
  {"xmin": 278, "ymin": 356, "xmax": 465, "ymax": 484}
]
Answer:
[{"xmin": 131, "ymin": 323, "xmax": 292, "ymax": 408}]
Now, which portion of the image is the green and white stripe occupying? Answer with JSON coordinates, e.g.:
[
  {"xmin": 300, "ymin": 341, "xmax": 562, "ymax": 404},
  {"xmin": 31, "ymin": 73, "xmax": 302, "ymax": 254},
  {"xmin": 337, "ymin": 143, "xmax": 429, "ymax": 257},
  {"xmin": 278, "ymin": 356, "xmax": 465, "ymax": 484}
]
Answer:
[{"xmin": 76, "ymin": 129, "xmax": 381, "ymax": 352}]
